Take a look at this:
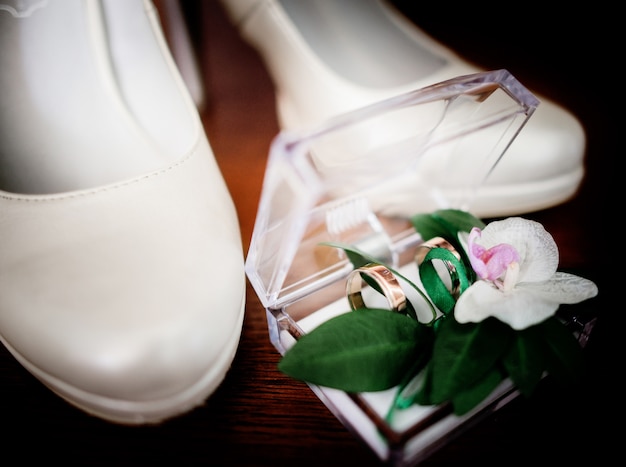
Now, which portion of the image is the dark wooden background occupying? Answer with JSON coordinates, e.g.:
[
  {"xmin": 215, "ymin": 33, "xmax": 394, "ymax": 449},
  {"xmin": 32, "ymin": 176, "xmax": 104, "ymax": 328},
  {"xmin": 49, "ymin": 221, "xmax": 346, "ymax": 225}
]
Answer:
[{"xmin": 1, "ymin": 2, "xmax": 616, "ymax": 465}]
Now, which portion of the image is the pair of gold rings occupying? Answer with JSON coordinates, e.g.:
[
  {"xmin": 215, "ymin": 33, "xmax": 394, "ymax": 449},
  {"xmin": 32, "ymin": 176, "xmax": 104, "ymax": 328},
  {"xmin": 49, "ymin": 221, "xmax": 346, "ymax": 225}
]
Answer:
[{"xmin": 346, "ymin": 237, "xmax": 461, "ymax": 312}]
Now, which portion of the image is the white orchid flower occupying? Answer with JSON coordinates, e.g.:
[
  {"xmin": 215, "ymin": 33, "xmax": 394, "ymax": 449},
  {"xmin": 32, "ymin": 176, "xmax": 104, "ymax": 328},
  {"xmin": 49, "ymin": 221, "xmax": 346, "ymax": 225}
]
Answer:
[{"xmin": 454, "ymin": 217, "xmax": 598, "ymax": 330}]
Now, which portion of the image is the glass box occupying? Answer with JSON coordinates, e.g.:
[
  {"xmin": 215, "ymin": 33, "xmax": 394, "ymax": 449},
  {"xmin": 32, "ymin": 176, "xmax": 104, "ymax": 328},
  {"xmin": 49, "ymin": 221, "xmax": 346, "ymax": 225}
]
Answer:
[{"xmin": 245, "ymin": 70, "xmax": 586, "ymax": 465}]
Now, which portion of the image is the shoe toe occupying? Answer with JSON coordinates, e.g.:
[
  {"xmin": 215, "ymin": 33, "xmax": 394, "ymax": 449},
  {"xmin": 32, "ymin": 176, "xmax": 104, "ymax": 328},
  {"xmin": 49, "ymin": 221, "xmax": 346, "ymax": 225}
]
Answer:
[
  {"xmin": 491, "ymin": 98, "xmax": 586, "ymax": 183},
  {"xmin": 472, "ymin": 97, "xmax": 586, "ymax": 216},
  {"xmin": 0, "ymin": 140, "xmax": 245, "ymax": 424}
]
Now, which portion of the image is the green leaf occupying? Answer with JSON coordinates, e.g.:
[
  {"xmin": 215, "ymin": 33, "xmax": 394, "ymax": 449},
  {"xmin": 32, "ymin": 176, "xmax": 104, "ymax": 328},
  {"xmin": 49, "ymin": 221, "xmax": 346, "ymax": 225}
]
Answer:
[
  {"xmin": 410, "ymin": 212, "xmax": 450, "ymax": 243},
  {"xmin": 451, "ymin": 365, "xmax": 505, "ymax": 415},
  {"xmin": 536, "ymin": 316, "xmax": 586, "ymax": 385},
  {"xmin": 432, "ymin": 209, "xmax": 486, "ymax": 233},
  {"xmin": 429, "ymin": 317, "xmax": 513, "ymax": 403},
  {"xmin": 411, "ymin": 209, "xmax": 484, "ymax": 246},
  {"xmin": 334, "ymin": 244, "xmax": 374, "ymax": 270},
  {"xmin": 278, "ymin": 308, "xmax": 434, "ymax": 392},
  {"xmin": 501, "ymin": 327, "xmax": 546, "ymax": 397}
]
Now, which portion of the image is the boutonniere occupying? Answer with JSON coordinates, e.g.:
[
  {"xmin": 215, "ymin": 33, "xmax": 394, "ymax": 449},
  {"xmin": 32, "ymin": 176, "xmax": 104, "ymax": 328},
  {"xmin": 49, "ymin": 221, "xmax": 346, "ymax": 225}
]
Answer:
[{"xmin": 278, "ymin": 210, "xmax": 598, "ymax": 418}]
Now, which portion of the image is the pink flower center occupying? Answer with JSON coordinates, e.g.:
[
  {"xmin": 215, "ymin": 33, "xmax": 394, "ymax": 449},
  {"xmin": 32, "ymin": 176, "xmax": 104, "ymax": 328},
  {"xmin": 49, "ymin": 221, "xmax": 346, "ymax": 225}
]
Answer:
[{"xmin": 468, "ymin": 227, "xmax": 520, "ymax": 290}]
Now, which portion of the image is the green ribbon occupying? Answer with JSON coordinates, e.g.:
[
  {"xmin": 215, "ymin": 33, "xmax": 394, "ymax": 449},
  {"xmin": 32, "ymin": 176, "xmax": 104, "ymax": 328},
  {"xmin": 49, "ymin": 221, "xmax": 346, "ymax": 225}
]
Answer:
[{"xmin": 418, "ymin": 247, "xmax": 470, "ymax": 315}]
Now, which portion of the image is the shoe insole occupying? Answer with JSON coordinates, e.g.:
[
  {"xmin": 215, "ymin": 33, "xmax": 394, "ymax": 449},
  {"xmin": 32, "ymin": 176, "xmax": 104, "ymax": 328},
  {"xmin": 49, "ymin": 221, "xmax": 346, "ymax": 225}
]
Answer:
[{"xmin": 278, "ymin": 0, "xmax": 446, "ymax": 88}]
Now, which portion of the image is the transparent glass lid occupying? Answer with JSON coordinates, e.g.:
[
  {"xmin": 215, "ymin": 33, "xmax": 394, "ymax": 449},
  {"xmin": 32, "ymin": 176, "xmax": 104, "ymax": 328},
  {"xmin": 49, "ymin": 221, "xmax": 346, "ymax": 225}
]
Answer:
[{"xmin": 246, "ymin": 70, "xmax": 539, "ymax": 309}]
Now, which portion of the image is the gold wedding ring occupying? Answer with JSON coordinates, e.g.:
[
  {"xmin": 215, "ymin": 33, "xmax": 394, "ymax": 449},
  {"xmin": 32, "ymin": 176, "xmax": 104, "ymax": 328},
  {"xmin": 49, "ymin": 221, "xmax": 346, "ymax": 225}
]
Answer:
[
  {"xmin": 415, "ymin": 236, "xmax": 462, "ymax": 298},
  {"xmin": 346, "ymin": 263, "xmax": 407, "ymax": 312}
]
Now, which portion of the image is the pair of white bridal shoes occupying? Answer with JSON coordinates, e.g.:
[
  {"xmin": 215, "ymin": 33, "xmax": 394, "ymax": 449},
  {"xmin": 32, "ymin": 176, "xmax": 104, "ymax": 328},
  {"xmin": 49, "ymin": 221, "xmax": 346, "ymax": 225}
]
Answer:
[
  {"xmin": 219, "ymin": 0, "xmax": 587, "ymax": 218},
  {"xmin": 0, "ymin": 0, "xmax": 245, "ymax": 424}
]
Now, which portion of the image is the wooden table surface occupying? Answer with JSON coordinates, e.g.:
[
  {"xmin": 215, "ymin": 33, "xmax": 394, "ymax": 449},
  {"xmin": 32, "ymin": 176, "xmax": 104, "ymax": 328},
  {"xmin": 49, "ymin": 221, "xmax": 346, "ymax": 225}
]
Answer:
[{"xmin": 1, "ymin": 2, "xmax": 615, "ymax": 465}]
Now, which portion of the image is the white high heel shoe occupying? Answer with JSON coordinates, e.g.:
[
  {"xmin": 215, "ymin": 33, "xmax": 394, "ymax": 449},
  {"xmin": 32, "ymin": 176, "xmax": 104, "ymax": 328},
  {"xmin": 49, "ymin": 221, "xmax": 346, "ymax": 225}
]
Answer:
[
  {"xmin": 219, "ymin": 0, "xmax": 586, "ymax": 217},
  {"xmin": 0, "ymin": 0, "xmax": 245, "ymax": 424}
]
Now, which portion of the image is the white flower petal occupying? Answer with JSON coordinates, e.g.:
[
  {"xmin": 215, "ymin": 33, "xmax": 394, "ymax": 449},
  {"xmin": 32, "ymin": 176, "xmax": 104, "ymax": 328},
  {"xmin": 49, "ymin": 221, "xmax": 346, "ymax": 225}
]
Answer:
[
  {"xmin": 518, "ymin": 273, "xmax": 599, "ymax": 304},
  {"xmin": 455, "ymin": 281, "xmax": 560, "ymax": 330},
  {"xmin": 491, "ymin": 292, "xmax": 559, "ymax": 330},
  {"xmin": 454, "ymin": 281, "xmax": 502, "ymax": 323},
  {"xmin": 514, "ymin": 223, "xmax": 558, "ymax": 283}
]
